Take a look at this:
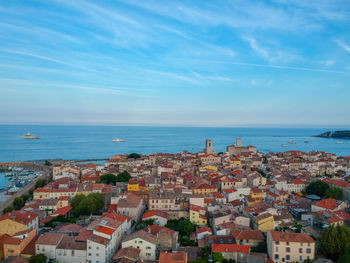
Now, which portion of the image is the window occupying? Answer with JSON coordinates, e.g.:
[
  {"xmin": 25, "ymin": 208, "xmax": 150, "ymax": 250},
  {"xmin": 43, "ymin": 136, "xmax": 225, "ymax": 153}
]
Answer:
[
  {"xmin": 300, "ymin": 256, "xmax": 303, "ymax": 261},
  {"xmin": 96, "ymin": 253, "xmax": 99, "ymax": 256},
  {"xmin": 146, "ymin": 246, "xmax": 151, "ymax": 250},
  {"xmin": 299, "ymin": 248, "xmax": 303, "ymax": 253},
  {"xmin": 300, "ymin": 242, "xmax": 303, "ymax": 246},
  {"xmin": 306, "ymin": 249, "xmax": 311, "ymax": 254},
  {"xmin": 88, "ymin": 253, "xmax": 91, "ymax": 256},
  {"xmin": 286, "ymin": 255, "xmax": 290, "ymax": 260},
  {"xmin": 96, "ymin": 247, "xmax": 99, "ymax": 250},
  {"xmin": 146, "ymin": 253, "xmax": 151, "ymax": 256},
  {"xmin": 286, "ymin": 242, "xmax": 290, "ymax": 245},
  {"xmin": 275, "ymin": 241, "xmax": 279, "ymax": 245},
  {"xmin": 275, "ymin": 254, "xmax": 279, "ymax": 259},
  {"xmin": 275, "ymin": 247, "xmax": 279, "ymax": 252},
  {"xmin": 308, "ymin": 243, "xmax": 310, "ymax": 247},
  {"xmin": 286, "ymin": 247, "xmax": 290, "ymax": 252}
]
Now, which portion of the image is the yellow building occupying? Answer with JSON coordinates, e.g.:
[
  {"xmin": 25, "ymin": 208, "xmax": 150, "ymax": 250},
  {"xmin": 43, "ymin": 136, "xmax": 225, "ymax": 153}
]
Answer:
[
  {"xmin": 246, "ymin": 196, "xmax": 262, "ymax": 206},
  {"xmin": 248, "ymin": 188, "xmax": 263, "ymax": 206},
  {"xmin": 3, "ymin": 229, "xmax": 36, "ymax": 259},
  {"xmin": 193, "ymin": 183, "xmax": 218, "ymax": 196},
  {"xmin": 230, "ymin": 158, "xmax": 241, "ymax": 167},
  {"xmin": 128, "ymin": 183, "xmax": 140, "ymax": 192},
  {"xmin": 254, "ymin": 214, "xmax": 274, "ymax": 232},
  {"xmin": 0, "ymin": 210, "xmax": 39, "ymax": 236},
  {"xmin": 190, "ymin": 205, "xmax": 207, "ymax": 226},
  {"xmin": 199, "ymin": 165, "xmax": 218, "ymax": 172}
]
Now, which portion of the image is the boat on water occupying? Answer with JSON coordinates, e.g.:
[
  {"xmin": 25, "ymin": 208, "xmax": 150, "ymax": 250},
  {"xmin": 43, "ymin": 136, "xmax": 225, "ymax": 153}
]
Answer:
[
  {"xmin": 288, "ymin": 141, "xmax": 296, "ymax": 144},
  {"xmin": 21, "ymin": 132, "xmax": 40, "ymax": 139},
  {"xmin": 281, "ymin": 144, "xmax": 288, "ymax": 147},
  {"xmin": 336, "ymin": 141, "xmax": 344, "ymax": 144},
  {"xmin": 112, "ymin": 138, "xmax": 125, "ymax": 142},
  {"xmin": 304, "ymin": 141, "xmax": 310, "ymax": 143}
]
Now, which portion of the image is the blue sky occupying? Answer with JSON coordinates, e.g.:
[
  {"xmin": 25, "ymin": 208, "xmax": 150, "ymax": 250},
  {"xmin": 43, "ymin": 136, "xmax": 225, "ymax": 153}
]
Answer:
[{"xmin": 0, "ymin": 0, "xmax": 350, "ymax": 127}]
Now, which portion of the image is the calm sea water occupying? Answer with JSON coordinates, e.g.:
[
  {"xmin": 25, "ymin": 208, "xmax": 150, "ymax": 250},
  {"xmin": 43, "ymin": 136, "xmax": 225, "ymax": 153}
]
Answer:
[
  {"xmin": 0, "ymin": 125, "xmax": 349, "ymax": 189},
  {"xmin": 0, "ymin": 125, "xmax": 349, "ymax": 162}
]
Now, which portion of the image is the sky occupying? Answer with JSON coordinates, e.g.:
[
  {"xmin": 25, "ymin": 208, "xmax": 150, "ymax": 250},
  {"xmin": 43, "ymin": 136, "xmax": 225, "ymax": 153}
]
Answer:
[{"xmin": 0, "ymin": 0, "xmax": 350, "ymax": 127}]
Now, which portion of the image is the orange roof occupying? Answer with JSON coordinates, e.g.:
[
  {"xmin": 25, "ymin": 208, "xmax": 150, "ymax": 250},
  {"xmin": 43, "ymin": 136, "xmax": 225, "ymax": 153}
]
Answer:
[
  {"xmin": 158, "ymin": 251, "xmax": 187, "ymax": 263},
  {"xmin": 315, "ymin": 198, "xmax": 342, "ymax": 210},
  {"xmin": 96, "ymin": 225, "xmax": 115, "ymax": 235},
  {"xmin": 142, "ymin": 210, "xmax": 168, "ymax": 220},
  {"xmin": 196, "ymin": 227, "xmax": 213, "ymax": 235},
  {"xmin": 52, "ymin": 206, "xmax": 72, "ymax": 216},
  {"xmin": 212, "ymin": 244, "xmax": 250, "ymax": 253},
  {"xmin": 0, "ymin": 210, "xmax": 38, "ymax": 225},
  {"xmin": 270, "ymin": 231, "xmax": 315, "ymax": 243}
]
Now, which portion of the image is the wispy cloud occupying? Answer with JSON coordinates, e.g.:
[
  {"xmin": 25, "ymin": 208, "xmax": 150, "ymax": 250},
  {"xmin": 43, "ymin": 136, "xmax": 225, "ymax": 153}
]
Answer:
[
  {"xmin": 0, "ymin": 78, "xmax": 150, "ymax": 97},
  {"xmin": 147, "ymin": 70, "xmax": 199, "ymax": 84},
  {"xmin": 208, "ymin": 60, "xmax": 349, "ymax": 74},
  {"xmin": 242, "ymin": 36, "xmax": 269, "ymax": 59},
  {"xmin": 0, "ymin": 49, "xmax": 67, "ymax": 65},
  {"xmin": 336, "ymin": 40, "xmax": 350, "ymax": 53}
]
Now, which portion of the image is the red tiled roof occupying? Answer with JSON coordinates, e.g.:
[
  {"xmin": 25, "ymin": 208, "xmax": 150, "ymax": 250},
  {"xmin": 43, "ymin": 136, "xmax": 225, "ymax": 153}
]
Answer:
[
  {"xmin": 52, "ymin": 206, "xmax": 72, "ymax": 216},
  {"xmin": 315, "ymin": 198, "xmax": 342, "ymax": 210},
  {"xmin": 196, "ymin": 227, "xmax": 212, "ymax": 235},
  {"xmin": 269, "ymin": 231, "xmax": 315, "ymax": 243},
  {"xmin": 212, "ymin": 244, "xmax": 250, "ymax": 253},
  {"xmin": 0, "ymin": 210, "xmax": 38, "ymax": 225},
  {"xmin": 108, "ymin": 204, "xmax": 118, "ymax": 213},
  {"xmin": 158, "ymin": 251, "xmax": 187, "ymax": 263},
  {"xmin": 142, "ymin": 210, "xmax": 168, "ymax": 220},
  {"xmin": 96, "ymin": 225, "xmax": 115, "ymax": 235},
  {"xmin": 231, "ymin": 230, "xmax": 264, "ymax": 241}
]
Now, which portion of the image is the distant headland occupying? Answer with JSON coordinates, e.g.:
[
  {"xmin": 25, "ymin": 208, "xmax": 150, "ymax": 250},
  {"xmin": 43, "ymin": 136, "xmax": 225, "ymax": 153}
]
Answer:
[{"xmin": 314, "ymin": 130, "xmax": 350, "ymax": 139}]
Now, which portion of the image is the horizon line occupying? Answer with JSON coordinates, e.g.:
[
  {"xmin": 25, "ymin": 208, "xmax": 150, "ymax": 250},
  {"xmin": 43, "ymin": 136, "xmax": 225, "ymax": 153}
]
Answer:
[{"xmin": 0, "ymin": 122, "xmax": 350, "ymax": 129}]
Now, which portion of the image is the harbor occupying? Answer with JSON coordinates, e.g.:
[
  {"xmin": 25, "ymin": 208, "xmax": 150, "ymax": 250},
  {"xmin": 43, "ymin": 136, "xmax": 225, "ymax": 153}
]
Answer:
[{"xmin": 2, "ymin": 167, "xmax": 43, "ymax": 195}]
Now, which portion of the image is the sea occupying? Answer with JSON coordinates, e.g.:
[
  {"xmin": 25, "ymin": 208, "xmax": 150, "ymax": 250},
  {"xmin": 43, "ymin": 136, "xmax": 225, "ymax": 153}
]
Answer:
[{"xmin": 0, "ymin": 125, "xmax": 349, "ymax": 188}]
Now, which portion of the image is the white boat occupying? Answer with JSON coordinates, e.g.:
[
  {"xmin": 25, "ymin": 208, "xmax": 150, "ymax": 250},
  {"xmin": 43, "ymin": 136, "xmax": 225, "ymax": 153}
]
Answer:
[
  {"xmin": 21, "ymin": 132, "xmax": 40, "ymax": 139},
  {"xmin": 112, "ymin": 138, "xmax": 125, "ymax": 142},
  {"xmin": 336, "ymin": 141, "xmax": 344, "ymax": 144},
  {"xmin": 288, "ymin": 141, "xmax": 296, "ymax": 144},
  {"xmin": 281, "ymin": 144, "xmax": 288, "ymax": 147}
]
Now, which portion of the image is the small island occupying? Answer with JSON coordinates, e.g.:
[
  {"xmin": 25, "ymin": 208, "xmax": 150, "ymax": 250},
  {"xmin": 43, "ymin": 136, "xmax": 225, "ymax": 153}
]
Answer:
[{"xmin": 314, "ymin": 130, "xmax": 350, "ymax": 139}]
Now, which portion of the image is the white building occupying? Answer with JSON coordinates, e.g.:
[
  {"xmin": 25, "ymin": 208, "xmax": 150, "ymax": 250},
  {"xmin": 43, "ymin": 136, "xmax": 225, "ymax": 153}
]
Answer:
[
  {"xmin": 56, "ymin": 236, "xmax": 86, "ymax": 263},
  {"xmin": 121, "ymin": 230, "xmax": 158, "ymax": 261}
]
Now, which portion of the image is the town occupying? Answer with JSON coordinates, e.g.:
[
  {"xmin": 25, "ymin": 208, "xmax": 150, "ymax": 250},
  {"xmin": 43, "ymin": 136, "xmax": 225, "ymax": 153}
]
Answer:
[{"xmin": 0, "ymin": 139, "xmax": 350, "ymax": 263}]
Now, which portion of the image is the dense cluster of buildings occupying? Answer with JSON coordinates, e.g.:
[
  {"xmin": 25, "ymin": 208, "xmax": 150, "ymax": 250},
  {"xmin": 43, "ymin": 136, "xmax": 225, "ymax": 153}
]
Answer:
[{"xmin": 0, "ymin": 138, "xmax": 349, "ymax": 262}]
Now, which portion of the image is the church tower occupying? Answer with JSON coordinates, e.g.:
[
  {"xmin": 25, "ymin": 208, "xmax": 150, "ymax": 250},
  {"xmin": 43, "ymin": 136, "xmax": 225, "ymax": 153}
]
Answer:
[{"xmin": 205, "ymin": 139, "xmax": 213, "ymax": 154}]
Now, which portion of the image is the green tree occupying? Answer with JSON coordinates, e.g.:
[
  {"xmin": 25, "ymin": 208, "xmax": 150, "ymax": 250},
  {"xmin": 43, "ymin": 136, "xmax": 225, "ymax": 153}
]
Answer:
[
  {"xmin": 250, "ymin": 241, "xmax": 267, "ymax": 253},
  {"xmin": 127, "ymin": 153, "xmax": 141, "ymax": 159},
  {"xmin": 29, "ymin": 253, "xmax": 47, "ymax": 263},
  {"xmin": 325, "ymin": 187, "xmax": 342, "ymax": 200},
  {"xmin": 71, "ymin": 193, "xmax": 103, "ymax": 216},
  {"xmin": 177, "ymin": 218, "xmax": 195, "ymax": 236},
  {"xmin": 21, "ymin": 193, "xmax": 30, "ymax": 202},
  {"xmin": 3, "ymin": 205, "xmax": 14, "ymax": 214},
  {"xmin": 319, "ymin": 224, "xmax": 350, "ymax": 261},
  {"xmin": 116, "ymin": 171, "xmax": 132, "ymax": 182},
  {"xmin": 13, "ymin": 197, "xmax": 24, "ymax": 210},
  {"xmin": 136, "ymin": 219, "xmax": 155, "ymax": 230},
  {"xmin": 100, "ymin": 174, "xmax": 117, "ymax": 185},
  {"xmin": 338, "ymin": 253, "xmax": 350, "ymax": 263},
  {"xmin": 71, "ymin": 194, "xmax": 85, "ymax": 208},
  {"xmin": 213, "ymin": 252, "xmax": 225, "ymax": 263},
  {"xmin": 44, "ymin": 160, "xmax": 52, "ymax": 166},
  {"xmin": 35, "ymin": 179, "xmax": 47, "ymax": 189},
  {"xmin": 305, "ymin": 181, "xmax": 329, "ymax": 197}
]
